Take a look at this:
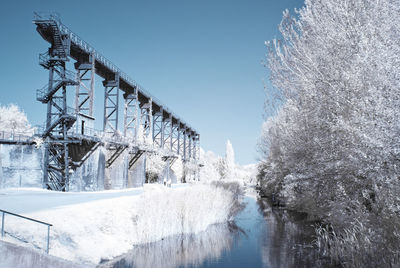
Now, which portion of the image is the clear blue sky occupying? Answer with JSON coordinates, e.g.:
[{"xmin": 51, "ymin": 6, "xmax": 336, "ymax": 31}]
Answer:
[{"xmin": 0, "ymin": 0, "xmax": 304, "ymax": 165}]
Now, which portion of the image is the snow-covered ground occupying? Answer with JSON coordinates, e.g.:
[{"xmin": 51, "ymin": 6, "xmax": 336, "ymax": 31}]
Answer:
[{"xmin": 0, "ymin": 183, "xmax": 238, "ymax": 265}]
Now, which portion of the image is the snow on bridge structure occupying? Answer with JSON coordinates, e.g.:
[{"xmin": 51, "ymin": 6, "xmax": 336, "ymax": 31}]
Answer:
[{"xmin": 30, "ymin": 12, "xmax": 200, "ymax": 191}]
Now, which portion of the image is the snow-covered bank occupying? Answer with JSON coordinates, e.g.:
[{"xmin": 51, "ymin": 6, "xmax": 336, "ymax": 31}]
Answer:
[{"xmin": 0, "ymin": 184, "xmax": 238, "ymax": 265}]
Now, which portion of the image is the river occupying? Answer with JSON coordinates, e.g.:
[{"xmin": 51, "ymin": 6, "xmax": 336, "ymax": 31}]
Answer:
[{"xmin": 99, "ymin": 192, "xmax": 336, "ymax": 268}]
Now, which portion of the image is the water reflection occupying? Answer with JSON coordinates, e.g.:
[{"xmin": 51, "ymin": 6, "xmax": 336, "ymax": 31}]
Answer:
[
  {"xmin": 99, "ymin": 196, "xmax": 336, "ymax": 268},
  {"xmin": 257, "ymin": 199, "xmax": 335, "ymax": 268},
  {"xmin": 99, "ymin": 223, "xmax": 239, "ymax": 268}
]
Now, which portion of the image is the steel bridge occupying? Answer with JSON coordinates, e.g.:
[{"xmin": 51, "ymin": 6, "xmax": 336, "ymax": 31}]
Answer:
[{"xmin": 29, "ymin": 12, "xmax": 199, "ymax": 191}]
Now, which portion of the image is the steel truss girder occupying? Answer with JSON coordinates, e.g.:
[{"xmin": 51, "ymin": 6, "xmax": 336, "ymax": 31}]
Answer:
[{"xmin": 103, "ymin": 73, "xmax": 120, "ymax": 134}]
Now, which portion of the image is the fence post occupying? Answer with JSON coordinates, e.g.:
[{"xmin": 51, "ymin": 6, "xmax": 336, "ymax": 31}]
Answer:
[
  {"xmin": 1, "ymin": 211, "xmax": 4, "ymax": 237},
  {"xmin": 46, "ymin": 225, "xmax": 50, "ymax": 254}
]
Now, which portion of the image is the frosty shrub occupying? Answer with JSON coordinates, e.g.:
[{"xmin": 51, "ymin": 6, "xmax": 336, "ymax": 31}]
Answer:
[
  {"xmin": 258, "ymin": 0, "xmax": 400, "ymax": 266},
  {"xmin": 146, "ymin": 153, "xmax": 165, "ymax": 183},
  {"xmin": 0, "ymin": 104, "xmax": 34, "ymax": 135}
]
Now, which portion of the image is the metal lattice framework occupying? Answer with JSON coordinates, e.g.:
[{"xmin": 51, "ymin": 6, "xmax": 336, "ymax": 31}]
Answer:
[
  {"xmin": 152, "ymin": 109, "xmax": 163, "ymax": 148},
  {"xmin": 33, "ymin": 12, "xmax": 200, "ymax": 191},
  {"xmin": 162, "ymin": 116, "xmax": 172, "ymax": 151},
  {"xmin": 123, "ymin": 90, "xmax": 139, "ymax": 140},
  {"xmin": 103, "ymin": 73, "xmax": 120, "ymax": 134},
  {"xmin": 74, "ymin": 52, "xmax": 95, "ymax": 119}
]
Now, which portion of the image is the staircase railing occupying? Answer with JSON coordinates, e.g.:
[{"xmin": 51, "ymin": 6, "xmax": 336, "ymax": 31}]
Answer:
[{"xmin": 0, "ymin": 209, "xmax": 52, "ymax": 254}]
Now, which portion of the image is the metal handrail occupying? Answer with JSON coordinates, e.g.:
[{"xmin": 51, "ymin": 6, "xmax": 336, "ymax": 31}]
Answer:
[
  {"xmin": 0, "ymin": 209, "xmax": 52, "ymax": 254},
  {"xmin": 0, "ymin": 131, "xmax": 33, "ymax": 142},
  {"xmin": 32, "ymin": 12, "xmax": 197, "ymax": 133}
]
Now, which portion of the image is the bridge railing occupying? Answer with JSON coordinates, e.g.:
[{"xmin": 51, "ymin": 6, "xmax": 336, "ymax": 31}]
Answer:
[
  {"xmin": 1, "ymin": 209, "xmax": 52, "ymax": 254},
  {"xmin": 68, "ymin": 125, "xmax": 103, "ymax": 138},
  {"xmin": 33, "ymin": 12, "xmax": 61, "ymax": 24},
  {"xmin": 0, "ymin": 131, "xmax": 33, "ymax": 143}
]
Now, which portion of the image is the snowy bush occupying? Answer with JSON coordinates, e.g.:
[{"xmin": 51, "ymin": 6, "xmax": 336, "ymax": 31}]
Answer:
[
  {"xmin": 145, "ymin": 153, "xmax": 165, "ymax": 183},
  {"xmin": 258, "ymin": 0, "xmax": 400, "ymax": 266}
]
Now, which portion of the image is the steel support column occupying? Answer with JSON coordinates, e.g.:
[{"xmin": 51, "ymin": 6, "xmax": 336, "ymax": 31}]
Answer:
[
  {"xmin": 153, "ymin": 108, "xmax": 163, "ymax": 147},
  {"xmin": 162, "ymin": 115, "xmax": 172, "ymax": 151},
  {"xmin": 74, "ymin": 52, "xmax": 95, "ymax": 120},
  {"xmin": 177, "ymin": 124, "xmax": 181, "ymax": 156},
  {"xmin": 194, "ymin": 134, "xmax": 200, "ymax": 160},
  {"xmin": 188, "ymin": 133, "xmax": 192, "ymax": 160},
  {"xmin": 171, "ymin": 121, "xmax": 179, "ymax": 154},
  {"xmin": 123, "ymin": 89, "xmax": 139, "ymax": 141},
  {"xmin": 140, "ymin": 98, "xmax": 153, "ymax": 141},
  {"xmin": 183, "ymin": 129, "xmax": 187, "ymax": 161},
  {"xmin": 103, "ymin": 73, "xmax": 120, "ymax": 134},
  {"xmin": 191, "ymin": 135, "xmax": 196, "ymax": 160}
]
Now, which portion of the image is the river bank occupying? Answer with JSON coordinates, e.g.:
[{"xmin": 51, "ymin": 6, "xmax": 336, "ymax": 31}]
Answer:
[{"xmin": 0, "ymin": 183, "xmax": 240, "ymax": 265}]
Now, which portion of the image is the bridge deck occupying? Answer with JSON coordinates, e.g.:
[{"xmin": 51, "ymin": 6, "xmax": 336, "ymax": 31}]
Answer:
[{"xmin": 0, "ymin": 131, "xmax": 35, "ymax": 146}]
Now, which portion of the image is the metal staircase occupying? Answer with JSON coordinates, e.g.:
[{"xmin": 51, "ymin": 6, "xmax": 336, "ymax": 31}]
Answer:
[
  {"xmin": 35, "ymin": 17, "xmax": 78, "ymax": 191},
  {"xmin": 36, "ymin": 66, "xmax": 77, "ymax": 104}
]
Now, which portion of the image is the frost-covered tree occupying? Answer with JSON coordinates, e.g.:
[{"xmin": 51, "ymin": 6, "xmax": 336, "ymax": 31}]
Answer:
[
  {"xmin": 0, "ymin": 104, "xmax": 33, "ymax": 135},
  {"xmin": 216, "ymin": 157, "xmax": 227, "ymax": 180},
  {"xmin": 199, "ymin": 149, "xmax": 221, "ymax": 181},
  {"xmin": 225, "ymin": 140, "xmax": 235, "ymax": 179},
  {"xmin": 199, "ymin": 147, "xmax": 256, "ymax": 184},
  {"xmin": 259, "ymin": 0, "xmax": 400, "ymax": 265}
]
